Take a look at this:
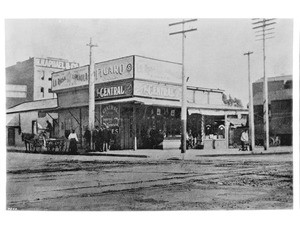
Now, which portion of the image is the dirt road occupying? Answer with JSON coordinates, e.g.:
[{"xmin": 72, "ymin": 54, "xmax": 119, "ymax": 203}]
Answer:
[{"xmin": 6, "ymin": 152, "xmax": 292, "ymax": 210}]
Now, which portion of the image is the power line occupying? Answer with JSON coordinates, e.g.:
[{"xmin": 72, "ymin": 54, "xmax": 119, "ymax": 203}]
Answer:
[
  {"xmin": 252, "ymin": 18, "xmax": 276, "ymax": 150},
  {"xmin": 169, "ymin": 19, "xmax": 197, "ymax": 156}
]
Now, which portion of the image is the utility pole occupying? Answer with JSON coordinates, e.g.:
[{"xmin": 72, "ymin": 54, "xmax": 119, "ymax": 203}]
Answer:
[
  {"xmin": 169, "ymin": 19, "xmax": 197, "ymax": 155},
  {"xmin": 252, "ymin": 18, "xmax": 276, "ymax": 150},
  {"xmin": 87, "ymin": 38, "xmax": 98, "ymax": 150},
  {"xmin": 244, "ymin": 51, "xmax": 255, "ymax": 152}
]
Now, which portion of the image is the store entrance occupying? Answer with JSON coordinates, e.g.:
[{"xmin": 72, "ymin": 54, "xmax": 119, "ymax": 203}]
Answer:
[
  {"xmin": 7, "ymin": 127, "xmax": 15, "ymax": 146},
  {"xmin": 120, "ymin": 107, "xmax": 133, "ymax": 149}
]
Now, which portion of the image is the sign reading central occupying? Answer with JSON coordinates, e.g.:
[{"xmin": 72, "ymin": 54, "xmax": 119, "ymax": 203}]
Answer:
[{"xmin": 95, "ymin": 80, "xmax": 133, "ymax": 100}]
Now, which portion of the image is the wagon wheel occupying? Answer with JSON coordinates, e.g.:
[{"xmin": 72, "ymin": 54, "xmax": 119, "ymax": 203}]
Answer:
[
  {"xmin": 58, "ymin": 141, "xmax": 65, "ymax": 152},
  {"xmin": 29, "ymin": 142, "xmax": 35, "ymax": 152},
  {"xmin": 35, "ymin": 141, "xmax": 43, "ymax": 153},
  {"xmin": 46, "ymin": 141, "xmax": 53, "ymax": 152}
]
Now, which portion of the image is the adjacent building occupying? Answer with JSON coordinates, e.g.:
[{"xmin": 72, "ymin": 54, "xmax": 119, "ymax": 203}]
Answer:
[
  {"xmin": 6, "ymin": 57, "xmax": 79, "ymax": 109},
  {"xmin": 6, "ymin": 57, "xmax": 79, "ymax": 146},
  {"xmin": 253, "ymin": 75, "xmax": 293, "ymax": 146}
]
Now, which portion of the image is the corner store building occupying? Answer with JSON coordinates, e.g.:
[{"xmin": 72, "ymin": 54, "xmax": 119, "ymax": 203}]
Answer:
[{"xmin": 50, "ymin": 55, "xmax": 248, "ymax": 150}]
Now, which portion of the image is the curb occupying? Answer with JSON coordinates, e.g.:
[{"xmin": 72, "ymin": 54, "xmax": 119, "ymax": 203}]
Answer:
[
  {"xmin": 7, "ymin": 149, "xmax": 292, "ymax": 158},
  {"xmin": 197, "ymin": 151, "xmax": 292, "ymax": 157},
  {"xmin": 6, "ymin": 149, "xmax": 149, "ymax": 158}
]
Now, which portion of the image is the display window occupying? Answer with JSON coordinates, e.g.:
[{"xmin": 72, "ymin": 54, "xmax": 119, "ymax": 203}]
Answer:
[{"xmin": 204, "ymin": 115, "xmax": 225, "ymax": 139}]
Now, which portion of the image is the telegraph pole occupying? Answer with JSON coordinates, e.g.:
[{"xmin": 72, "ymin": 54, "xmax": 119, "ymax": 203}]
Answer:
[
  {"xmin": 169, "ymin": 19, "xmax": 197, "ymax": 155},
  {"xmin": 252, "ymin": 18, "xmax": 276, "ymax": 150},
  {"xmin": 87, "ymin": 38, "xmax": 98, "ymax": 150},
  {"xmin": 244, "ymin": 51, "xmax": 255, "ymax": 151}
]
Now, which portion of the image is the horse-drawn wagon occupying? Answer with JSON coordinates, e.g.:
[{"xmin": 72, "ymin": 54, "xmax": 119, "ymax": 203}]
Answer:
[{"xmin": 22, "ymin": 132, "xmax": 66, "ymax": 153}]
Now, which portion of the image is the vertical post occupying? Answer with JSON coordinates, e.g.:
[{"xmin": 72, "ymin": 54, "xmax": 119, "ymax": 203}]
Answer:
[
  {"xmin": 87, "ymin": 38, "xmax": 98, "ymax": 150},
  {"xmin": 252, "ymin": 18, "xmax": 275, "ymax": 150},
  {"xmin": 79, "ymin": 108, "xmax": 82, "ymax": 148},
  {"xmin": 181, "ymin": 20, "xmax": 187, "ymax": 154},
  {"xmin": 133, "ymin": 105, "xmax": 137, "ymax": 150},
  {"xmin": 244, "ymin": 51, "xmax": 255, "ymax": 151},
  {"xmin": 201, "ymin": 114, "xmax": 205, "ymax": 147},
  {"xmin": 262, "ymin": 21, "xmax": 269, "ymax": 150},
  {"xmin": 225, "ymin": 113, "xmax": 229, "ymax": 149},
  {"xmin": 169, "ymin": 19, "xmax": 197, "ymax": 156}
]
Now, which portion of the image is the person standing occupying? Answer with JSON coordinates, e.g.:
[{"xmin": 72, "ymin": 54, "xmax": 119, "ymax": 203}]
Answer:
[
  {"xmin": 103, "ymin": 125, "xmax": 111, "ymax": 152},
  {"xmin": 68, "ymin": 129, "xmax": 79, "ymax": 154},
  {"xmin": 240, "ymin": 129, "xmax": 249, "ymax": 151},
  {"xmin": 46, "ymin": 120, "xmax": 53, "ymax": 138},
  {"xmin": 83, "ymin": 126, "xmax": 91, "ymax": 151},
  {"xmin": 94, "ymin": 126, "xmax": 101, "ymax": 151}
]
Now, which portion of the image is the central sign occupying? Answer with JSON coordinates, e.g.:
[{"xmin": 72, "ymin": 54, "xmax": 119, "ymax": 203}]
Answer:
[
  {"xmin": 95, "ymin": 80, "xmax": 133, "ymax": 100},
  {"xmin": 134, "ymin": 80, "xmax": 181, "ymax": 100}
]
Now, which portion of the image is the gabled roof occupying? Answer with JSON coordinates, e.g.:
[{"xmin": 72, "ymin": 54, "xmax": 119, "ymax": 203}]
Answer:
[{"xmin": 6, "ymin": 98, "xmax": 58, "ymax": 114}]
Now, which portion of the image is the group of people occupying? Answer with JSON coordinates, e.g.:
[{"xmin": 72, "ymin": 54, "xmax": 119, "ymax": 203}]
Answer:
[{"xmin": 83, "ymin": 125, "xmax": 111, "ymax": 152}]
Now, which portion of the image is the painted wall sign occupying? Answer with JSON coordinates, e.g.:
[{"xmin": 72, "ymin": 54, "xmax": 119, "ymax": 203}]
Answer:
[
  {"xmin": 35, "ymin": 58, "xmax": 79, "ymax": 69},
  {"xmin": 95, "ymin": 56, "xmax": 133, "ymax": 83},
  {"xmin": 134, "ymin": 80, "xmax": 181, "ymax": 100},
  {"xmin": 52, "ymin": 66, "xmax": 89, "ymax": 91},
  {"xmin": 95, "ymin": 80, "xmax": 133, "ymax": 100},
  {"xmin": 135, "ymin": 56, "xmax": 182, "ymax": 84},
  {"xmin": 102, "ymin": 104, "xmax": 120, "ymax": 128}
]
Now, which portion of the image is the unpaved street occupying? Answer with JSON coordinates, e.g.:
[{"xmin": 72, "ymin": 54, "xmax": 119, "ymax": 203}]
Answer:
[{"xmin": 6, "ymin": 152, "xmax": 292, "ymax": 210}]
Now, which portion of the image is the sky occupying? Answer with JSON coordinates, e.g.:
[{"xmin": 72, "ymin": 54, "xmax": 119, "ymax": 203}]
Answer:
[{"xmin": 5, "ymin": 18, "xmax": 293, "ymax": 107}]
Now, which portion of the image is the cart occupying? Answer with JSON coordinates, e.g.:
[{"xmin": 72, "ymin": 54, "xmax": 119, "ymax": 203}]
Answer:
[
  {"xmin": 24, "ymin": 138, "xmax": 44, "ymax": 153},
  {"xmin": 44, "ymin": 138, "xmax": 66, "ymax": 153}
]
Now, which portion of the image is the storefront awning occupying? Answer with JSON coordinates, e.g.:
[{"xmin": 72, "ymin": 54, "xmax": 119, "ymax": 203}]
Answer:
[
  {"xmin": 96, "ymin": 97, "xmax": 182, "ymax": 108},
  {"xmin": 43, "ymin": 96, "xmax": 249, "ymax": 115}
]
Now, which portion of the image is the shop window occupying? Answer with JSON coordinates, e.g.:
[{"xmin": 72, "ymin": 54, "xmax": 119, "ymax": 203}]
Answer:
[{"xmin": 204, "ymin": 116, "xmax": 225, "ymax": 139}]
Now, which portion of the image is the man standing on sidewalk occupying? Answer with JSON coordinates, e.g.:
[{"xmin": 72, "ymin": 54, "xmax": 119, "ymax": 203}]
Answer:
[{"xmin": 240, "ymin": 129, "xmax": 249, "ymax": 151}]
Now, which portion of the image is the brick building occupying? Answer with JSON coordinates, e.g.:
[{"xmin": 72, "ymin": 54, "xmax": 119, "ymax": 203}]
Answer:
[{"xmin": 6, "ymin": 57, "xmax": 79, "ymax": 109}]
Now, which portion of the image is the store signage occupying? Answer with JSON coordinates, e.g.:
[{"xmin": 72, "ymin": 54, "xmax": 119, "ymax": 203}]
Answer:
[
  {"xmin": 95, "ymin": 56, "xmax": 133, "ymax": 83},
  {"xmin": 52, "ymin": 66, "xmax": 89, "ymax": 91},
  {"xmin": 135, "ymin": 56, "xmax": 181, "ymax": 84},
  {"xmin": 95, "ymin": 81, "xmax": 132, "ymax": 100},
  {"xmin": 102, "ymin": 104, "xmax": 120, "ymax": 129},
  {"xmin": 134, "ymin": 80, "xmax": 181, "ymax": 100},
  {"xmin": 35, "ymin": 58, "xmax": 79, "ymax": 69}
]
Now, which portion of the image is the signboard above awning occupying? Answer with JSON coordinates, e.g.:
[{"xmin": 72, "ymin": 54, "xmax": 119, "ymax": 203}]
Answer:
[{"xmin": 188, "ymin": 108, "xmax": 225, "ymax": 116}]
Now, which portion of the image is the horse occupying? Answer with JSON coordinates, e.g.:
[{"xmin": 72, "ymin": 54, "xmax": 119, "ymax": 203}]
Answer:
[{"xmin": 21, "ymin": 132, "xmax": 46, "ymax": 152}]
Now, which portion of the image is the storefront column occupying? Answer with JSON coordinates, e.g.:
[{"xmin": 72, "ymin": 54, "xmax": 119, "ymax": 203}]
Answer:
[
  {"xmin": 79, "ymin": 108, "xmax": 82, "ymax": 148},
  {"xmin": 225, "ymin": 113, "xmax": 229, "ymax": 149},
  {"xmin": 133, "ymin": 105, "xmax": 137, "ymax": 150},
  {"xmin": 201, "ymin": 114, "xmax": 205, "ymax": 145}
]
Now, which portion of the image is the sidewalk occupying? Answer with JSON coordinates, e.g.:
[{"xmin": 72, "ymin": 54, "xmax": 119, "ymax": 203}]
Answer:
[{"xmin": 6, "ymin": 145, "xmax": 293, "ymax": 160}]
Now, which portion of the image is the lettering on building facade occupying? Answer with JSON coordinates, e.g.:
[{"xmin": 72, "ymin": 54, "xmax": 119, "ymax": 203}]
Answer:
[
  {"xmin": 134, "ymin": 80, "xmax": 181, "ymax": 100},
  {"xmin": 52, "ymin": 66, "xmax": 89, "ymax": 91},
  {"xmin": 35, "ymin": 58, "xmax": 79, "ymax": 69},
  {"xmin": 95, "ymin": 81, "xmax": 133, "ymax": 100},
  {"xmin": 102, "ymin": 104, "xmax": 120, "ymax": 130},
  {"xmin": 95, "ymin": 56, "xmax": 133, "ymax": 83}
]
